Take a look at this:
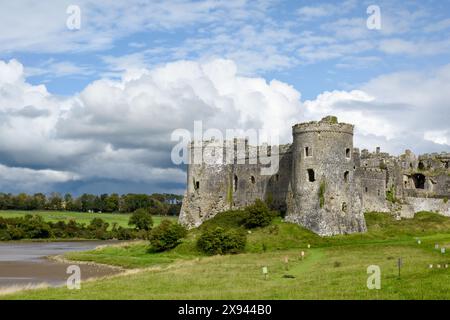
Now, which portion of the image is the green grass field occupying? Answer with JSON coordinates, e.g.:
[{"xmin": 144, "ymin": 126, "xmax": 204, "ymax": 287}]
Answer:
[
  {"xmin": 0, "ymin": 210, "xmax": 174, "ymax": 229},
  {"xmin": 3, "ymin": 212, "xmax": 450, "ymax": 299}
]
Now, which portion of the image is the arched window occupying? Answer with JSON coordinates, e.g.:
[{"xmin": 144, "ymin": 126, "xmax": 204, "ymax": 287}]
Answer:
[
  {"xmin": 342, "ymin": 202, "xmax": 347, "ymax": 213},
  {"xmin": 234, "ymin": 175, "xmax": 238, "ymax": 192},
  {"xmin": 344, "ymin": 171, "xmax": 349, "ymax": 183},
  {"xmin": 418, "ymin": 161, "xmax": 424, "ymax": 170},
  {"xmin": 305, "ymin": 147, "xmax": 311, "ymax": 157},
  {"xmin": 365, "ymin": 187, "xmax": 368, "ymax": 193},
  {"xmin": 250, "ymin": 176, "xmax": 255, "ymax": 184},
  {"xmin": 307, "ymin": 169, "xmax": 315, "ymax": 182},
  {"xmin": 345, "ymin": 148, "xmax": 351, "ymax": 158},
  {"xmin": 194, "ymin": 180, "xmax": 200, "ymax": 190}
]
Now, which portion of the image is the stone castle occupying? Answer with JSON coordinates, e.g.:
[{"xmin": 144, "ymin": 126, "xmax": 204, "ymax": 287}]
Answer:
[{"xmin": 179, "ymin": 116, "xmax": 450, "ymax": 236}]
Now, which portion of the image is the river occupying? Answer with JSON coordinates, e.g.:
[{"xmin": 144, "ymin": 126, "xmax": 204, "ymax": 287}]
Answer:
[{"xmin": 0, "ymin": 241, "xmax": 121, "ymax": 289}]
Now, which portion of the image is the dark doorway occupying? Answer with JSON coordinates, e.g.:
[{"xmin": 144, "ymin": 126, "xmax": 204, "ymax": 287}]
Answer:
[
  {"xmin": 307, "ymin": 169, "xmax": 315, "ymax": 182},
  {"xmin": 344, "ymin": 171, "xmax": 349, "ymax": 183},
  {"xmin": 412, "ymin": 173, "xmax": 425, "ymax": 189}
]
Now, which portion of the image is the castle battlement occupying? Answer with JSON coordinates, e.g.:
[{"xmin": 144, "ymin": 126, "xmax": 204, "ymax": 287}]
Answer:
[
  {"xmin": 188, "ymin": 139, "xmax": 291, "ymax": 164},
  {"xmin": 292, "ymin": 116, "xmax": 354, "ymax": 135}
]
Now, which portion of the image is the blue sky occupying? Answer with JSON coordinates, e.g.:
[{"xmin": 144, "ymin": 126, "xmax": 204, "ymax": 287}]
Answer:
[
  {"xmin": 0, "ymin": 0, "xmax": 449, "ymax": 195},
  {"xmin": 5, "ymin": 0, "xmax": 450, "ymax": 98}
]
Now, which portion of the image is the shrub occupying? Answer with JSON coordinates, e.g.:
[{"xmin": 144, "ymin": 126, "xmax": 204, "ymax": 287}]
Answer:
[
  {"xmin": 319, "ymin": 181, "xmax": 326, "ymax": 208},
  {"xmin": 87, "ymin": 218, "xmax": 110, "ymax": 240},
  {"xmin": 0, "ymin": 215, "xmax": 149, "ymax": 241},
  {"xmin": 20, "ymin": 215, "xmax": 52, "ymax": 238},
  {"xmin": 7, "ymin": 225, "xmax": 26, "ymax": 240},
  {"xmin": 196, "ymin": 227, "xmax": 246, "ymax": 255},
  {"xmin": 148, "ymin": 220, "xmax": 187, "ymax": 252},
  {"xmin": 444, "ymin": 197, "xmax": 448, "ymax": 204},
  {"xmin": 386, "ymin": 185, "xmax": 397, "ymax": 203},
  {"xmin": 242, "ymin": 199, "xmax": 276, "ymax": 229},
  {"xmin": 114, "ymin": 226, "xmax": 136, "ymax": 240},
  {"xmin": 129, "ymin": 208, "xmax": 153, "ymax": 231},
  {"xmin": 0, "ymin": 229, "xmax": 12, "ymax": 241}
]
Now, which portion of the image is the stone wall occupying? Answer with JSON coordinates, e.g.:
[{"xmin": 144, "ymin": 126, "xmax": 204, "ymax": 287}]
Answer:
[
  {"xmin": 399, "ymin": 197, "xmax": 450, "ymax": 218},
  {"xmin": 179, "ymin": 140, "xmax": 292, "ymax": 228},
  {"xmin": 357, "ymin": 168, "xmax": 389, "ymax": 213}
]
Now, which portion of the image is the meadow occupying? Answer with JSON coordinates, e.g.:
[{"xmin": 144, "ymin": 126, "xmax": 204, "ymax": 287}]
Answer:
[
  {"xmin": 0, "ymin": 210, "xmax": 173, "ymax": 229},
  {"xmin": 3, "ymin": 212, "xmax": 450, "ymax": 299}
]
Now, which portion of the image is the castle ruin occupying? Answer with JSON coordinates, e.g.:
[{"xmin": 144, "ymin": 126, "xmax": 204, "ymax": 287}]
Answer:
[{"xmin": 179, "ymin": 116, "xmax": 450, "ymax": 236}]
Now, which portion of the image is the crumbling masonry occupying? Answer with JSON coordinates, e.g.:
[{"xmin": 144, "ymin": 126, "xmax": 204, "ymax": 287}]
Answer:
[{"xmin": 179, "ymin": 116, "xmax": 450, "ymax": 236}]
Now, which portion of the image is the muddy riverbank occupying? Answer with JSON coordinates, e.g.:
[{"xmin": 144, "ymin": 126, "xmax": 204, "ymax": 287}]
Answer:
[{"xmin": 0, "ymin": 241, "xmax": 121, "ymax": 289}]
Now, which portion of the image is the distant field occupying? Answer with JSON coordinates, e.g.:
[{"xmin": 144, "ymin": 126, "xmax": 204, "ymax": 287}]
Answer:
[{"xmin": 0, "ymin": 210, "xmax": 175, "ymax": 228}]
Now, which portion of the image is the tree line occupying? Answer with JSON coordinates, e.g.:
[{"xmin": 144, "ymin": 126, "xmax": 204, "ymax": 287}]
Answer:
[{"xmin": 0, "ymin": 192, "xmax": 182, "ymax": 215}]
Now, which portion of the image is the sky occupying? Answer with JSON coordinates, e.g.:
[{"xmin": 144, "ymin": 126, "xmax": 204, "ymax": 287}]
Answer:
[{"xmin": 0, "ymin": 0, "xmax": 449, "ymax": 195}]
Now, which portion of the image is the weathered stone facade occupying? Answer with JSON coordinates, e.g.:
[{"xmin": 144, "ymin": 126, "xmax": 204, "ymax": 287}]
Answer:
[{"xmin": 179, "ymin": 116, "xmax": 450, "ymax": 236}]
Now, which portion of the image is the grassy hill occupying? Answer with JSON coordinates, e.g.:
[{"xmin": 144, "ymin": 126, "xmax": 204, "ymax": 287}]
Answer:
[{"xmin": 3, "ymin": 211, "xmax": 450, "ymax": 299}]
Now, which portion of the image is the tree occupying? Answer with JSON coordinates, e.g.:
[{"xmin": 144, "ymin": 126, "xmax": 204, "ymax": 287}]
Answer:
[
  {"xmin": 167, "ymin": 204, "xmax": 181, "ymax": 216},
  {"xmin": 47, "ymin": 192, "xmax": 63, "ymax": 211},
  {"xmin": 64, "ymin": 193, "xmax": 73, "ymax": 211},
  {"xmin": 32, "ymin": 193, "xmax": 47, "ymax": 210},
  {"xmin": 80, "ymin": 193, "xmax": 97, "ymax": 212},
  {"xmin": 14, "ymin": 193, "xmax": 29, "ymax": 210},
  {"xmin": 148, "ymin": 220, "xmax": 187, "ymax": 252},
  {"xmin": 128, "ymin": 209, "xmax": 153, "ymax": 231},
  {"xmin": 196, "ymin": 227, "xmax": 246, "ymax": 255},
  {"xmin": 105, "ymin": 193, "xmax": 119, "ymax": 212},
  {"xmin": 242, "ymin": 199, "xmax": 276, "ymax": 229}
]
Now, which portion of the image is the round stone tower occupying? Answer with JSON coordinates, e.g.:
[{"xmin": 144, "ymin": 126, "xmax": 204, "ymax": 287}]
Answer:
[{"xmin": 286, "ymin": 116, "xmax": 367, "ymax": 236}]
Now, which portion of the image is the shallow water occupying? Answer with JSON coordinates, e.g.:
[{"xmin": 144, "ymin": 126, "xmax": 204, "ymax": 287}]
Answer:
[{"xmin": 0, "ymin": 241, "xmax": 121, "ymax": 288}]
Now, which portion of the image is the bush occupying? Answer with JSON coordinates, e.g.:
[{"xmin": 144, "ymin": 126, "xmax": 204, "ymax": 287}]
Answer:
[
  {"xmin": 196, "ymin": 227, "xmax": 246, "ymax": 255},
  {"xmin": 20, "ymin": 215, "xmax": 53, "ymax": 239},
  {"xmin": 0, "ymin": 215, "xmax": 147, "ymax": 241},
  {"xmin": 242, "ymin": 199, "xmax": 276, "ymax": 229},
  {"xmin": 148, "ymin": 220, "xmax": 187, "ymax": 252},
  {"xmin": 129, "ymin": 208, "xmax": 153, "ymax": 231},
  {"xmin": 386, "ymin": 185, "xmax": 398, "ymax": 203},
  {"xmin": 114, "ymin": 226, "xmax": 136, "ymax": 240}
]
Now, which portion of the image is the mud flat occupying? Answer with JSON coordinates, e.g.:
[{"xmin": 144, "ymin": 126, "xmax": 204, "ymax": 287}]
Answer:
[{"xmin": 0, "ymin": 241, "xmax": 121, "ymax": 289}]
